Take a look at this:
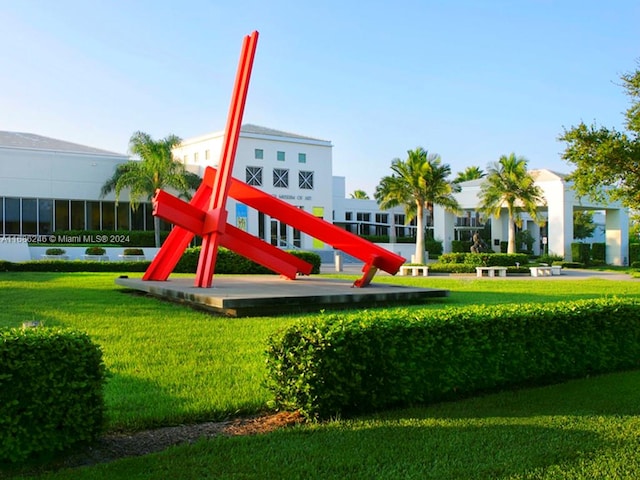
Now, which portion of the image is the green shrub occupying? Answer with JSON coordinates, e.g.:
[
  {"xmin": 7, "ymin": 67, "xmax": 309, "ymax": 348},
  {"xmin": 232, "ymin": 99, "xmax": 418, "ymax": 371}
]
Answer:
[
  {"xmin": 538, "ymin": 253, "xmax": 563, "ymax": 265},
  {"xmin": 425, "ymin": 239, "xmax": 443, "ymax": 256},
  {"xmin": 591, "ymin": 243, "xmax": 606, "ymax": 262},
  {"xmin": 558, "ymin": 261, "xmax": 585, "ymax": 268},
  {"xmin": 630, "ymin": 244, "xmax": 640, "ymax": 265},
  {"xmin": 438, "ymin": 253, "xmax": 528, "ymax": 267},
  {"xmin": 123, "ymin": 248, "xmax": 144, "ymax": 256},
  {"xmin": 571, "ymin": 242, "xmax": 591, "ymax": 266},
  {"xmin": 451, "ymin": 240, "xmax": 472, "ymax": 253},
  {"xmin": 84, "ymin": 247, "xmax": 106, "ymax": 256},
  {"xmin": 44, "ymin": 248, "xmax": 65, "ymax": 256},
  {"xmin": 265, "ymin": 298, "xmax": 640, "ymax": 419},
  {"xmin": 632, "ymin": 261, "xmax": 640, "ymax": 269},
  {"xmin": 0, "ymin": 327, "xmax": 106, "ymax": 464},
  {"xmin": 174, "ymin": 247, "xmax": 321, "ymax": 275},
  {"xmin": 500, "ymin": 241, "xmax": 508, "ymax": 253}
]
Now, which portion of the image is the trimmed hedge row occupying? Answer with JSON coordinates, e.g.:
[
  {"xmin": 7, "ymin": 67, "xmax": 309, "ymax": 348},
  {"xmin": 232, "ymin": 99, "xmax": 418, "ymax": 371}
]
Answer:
[
  {"xmin": 265, "ymin": 298, "xmax": 640, "ymax": 419},
  {"xmin": 0, "ymin": 328, "xmax": 106, "ymax": 464},
  {"xmin": 438, "ymin": 252, "xmax": 529, "ymax": 266},
  {"xmin": 0, "ymin": 248, "xmax": 322, "ymax": 275}
]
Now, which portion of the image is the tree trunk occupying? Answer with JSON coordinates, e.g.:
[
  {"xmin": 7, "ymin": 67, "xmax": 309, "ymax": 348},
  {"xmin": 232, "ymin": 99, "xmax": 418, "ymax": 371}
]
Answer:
[
  {"xmin": 507, "ymin": 216, "xmax": 516, "ymax": 254},
  {"xmin": 154, "ymin": 216, "xmax": 161, "ymax": 248},
  {"xmin": 414, "ymin": 203, "xmax": 425, "ymax": 264}
]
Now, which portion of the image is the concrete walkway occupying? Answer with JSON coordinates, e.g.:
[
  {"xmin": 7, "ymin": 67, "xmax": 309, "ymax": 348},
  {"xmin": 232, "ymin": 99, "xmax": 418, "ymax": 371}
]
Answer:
[{"xmin": 321, "ymin": 263, "xmax": 638, "ymax": 281}]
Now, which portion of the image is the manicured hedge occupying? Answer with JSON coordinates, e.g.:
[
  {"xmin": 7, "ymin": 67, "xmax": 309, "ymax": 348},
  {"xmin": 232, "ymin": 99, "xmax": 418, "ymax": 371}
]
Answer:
[
  {"xmin": 0, "ymin": 328, "xmax": 106, "ymax": 464},
  {"xmin": 0, "ymin": 248, "xmax": 321, "ymax": 275},
  {"xmin": 438, "ymin": 253, "xmax": 529, "ymax": 267},
  {"xmin": 572, "ymin": 242, "xmax": 591, "ymax": 266},
  {"xmin": 265, "ymin": 298, "xmax": 640, "ymax": 419},
  {"xmin": 591, "ymin": 243, "xmax": 606, "ymax": 262}
]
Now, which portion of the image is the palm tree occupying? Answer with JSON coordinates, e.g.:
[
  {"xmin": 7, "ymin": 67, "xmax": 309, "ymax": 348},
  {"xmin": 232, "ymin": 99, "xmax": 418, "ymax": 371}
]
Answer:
[
  {"xmin": 454, "ymin": 166, "xmax": 485, "ymax": 183},
  {"xmin": 349, "ymin": 189, "xmax": 370, "ymax": 200},
  {"xmin": 100, "ymin": 131, "xmax": 201, "ymax": 247},
  {"xmin": 375, "ymin": 147, "xmax": 460, "ymax": 264},
  {"xmin": 478, "ymin": 153, "xmax": 545, "ymax": 254}
]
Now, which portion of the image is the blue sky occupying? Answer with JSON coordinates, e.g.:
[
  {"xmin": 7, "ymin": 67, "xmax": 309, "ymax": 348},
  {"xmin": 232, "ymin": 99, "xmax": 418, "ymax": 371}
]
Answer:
[{"xmin": 1, "ymin": 0, "xmax": 638, "ymax": 196}]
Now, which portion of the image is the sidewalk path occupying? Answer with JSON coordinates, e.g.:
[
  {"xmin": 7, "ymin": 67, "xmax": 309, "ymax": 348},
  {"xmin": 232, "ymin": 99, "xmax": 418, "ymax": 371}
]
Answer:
[{"xmin": 320, "ymin": 264, "xmax": 638, "ymax": 281}]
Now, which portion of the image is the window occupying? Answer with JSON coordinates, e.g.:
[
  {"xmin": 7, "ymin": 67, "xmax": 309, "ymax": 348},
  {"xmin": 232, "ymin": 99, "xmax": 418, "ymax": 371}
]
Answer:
[
  {"xmin": 273, "ymin": 168, "xmax": 289, "ymax": 188},
  {"xmin": 254, "ymin": 148, "xmax": 263, "ymax": 160},
  {"xmin": 193, "ymin": 152, "xmax": 199, "ymax": 163},
  {"xmin": 345, "ymin": 212, "xmax": 353, "ymax": 221},
  {"xmin": 5, "ymin": 197, "xmax": 19, "ymax": 234},
  {"xmin": 277, "ymin": 151, "xmax": 285, "ymax": 161},
  {"xmin": 183, "ymin": 155, "xmax": 188, "ymax": 163},
  {"xmin": 38, "ymin": 199, "xmax": 53, "ymax": 234},
  {"xmin": 55, "ymin": 200, "xmax": 70, "ymax": 231},
  {"xmin": 298, "ymin": 170, "xmax": 314, "ymax": 189},
  {"xmin": 71, "ymin": 201, "xmax": 85, "ymax": 230},
  {"xmin": 22, "ymin": 198, "xmax": 37, "ymax": 234},
  {"xmin": 205, "ymin": 149, "xmax": 210, "ymax": 161},
  {"xmin": 246, "ymin": 166, "xmax": 263, "ymax": 186},
  {"xmin": 298, "ymin": 153, "xmax": 306, "ymax": 163}
]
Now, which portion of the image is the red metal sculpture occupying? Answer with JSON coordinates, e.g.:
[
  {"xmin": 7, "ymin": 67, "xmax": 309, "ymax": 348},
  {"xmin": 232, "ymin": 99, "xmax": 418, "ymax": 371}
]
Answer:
[{"xmin": 144, "ymin": 31, "xmax": 405, "ymax": 288}]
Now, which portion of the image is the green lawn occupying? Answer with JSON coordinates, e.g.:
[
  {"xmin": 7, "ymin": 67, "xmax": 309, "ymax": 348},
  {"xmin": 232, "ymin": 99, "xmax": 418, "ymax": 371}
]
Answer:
[{"xmin": 3, "ymin": 271, "xmax": 640, "ymax": 478}]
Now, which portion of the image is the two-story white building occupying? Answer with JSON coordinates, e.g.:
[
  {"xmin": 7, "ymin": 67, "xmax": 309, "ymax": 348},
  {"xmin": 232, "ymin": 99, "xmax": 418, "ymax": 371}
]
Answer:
[{"xmin": 0, "ymin": 127, "xmax": 630, "ymax": 265}]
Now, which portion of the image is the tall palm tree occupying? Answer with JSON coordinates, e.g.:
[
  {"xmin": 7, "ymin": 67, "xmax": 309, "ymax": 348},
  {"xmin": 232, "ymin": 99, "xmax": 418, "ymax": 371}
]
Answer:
[
  {"xmin": 349, "ymin": 189, "xmax": 370, "ymax": 200},
  {"xmin": 478, "ymin": 153, "xmax": 545, "ymax": 254},
  {"xmin": 100, "ymin": 131, "xmax": 201, "ymax": 247},
  {"xmin": 453, "ymin": 166, "xmax": 485, "ymax": 183},
  {"xmin": 375, "ymin": 147, "xmax": 460, "ymax": 264}
]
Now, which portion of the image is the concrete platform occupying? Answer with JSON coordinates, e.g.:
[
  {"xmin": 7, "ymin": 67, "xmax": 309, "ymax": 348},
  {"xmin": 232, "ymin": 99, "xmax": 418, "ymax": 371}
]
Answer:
[{"xmin": 115, "ymin": 275, "xmax": 449, "ymax": 317}]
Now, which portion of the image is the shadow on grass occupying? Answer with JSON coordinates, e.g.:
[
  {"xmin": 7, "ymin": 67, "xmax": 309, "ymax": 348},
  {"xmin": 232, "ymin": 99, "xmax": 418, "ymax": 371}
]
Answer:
[{"xmin": 50, "ymin": 422, "xmax": 605, "ymax": 480}]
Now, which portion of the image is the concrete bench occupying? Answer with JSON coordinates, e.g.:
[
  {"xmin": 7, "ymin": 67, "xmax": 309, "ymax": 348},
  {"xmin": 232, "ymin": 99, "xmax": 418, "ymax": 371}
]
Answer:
[
  {"xmin": 399, "ymin": 265, "xmax": 429, "ymax": 277},
  {"xmin": 529, "ymin": 266, "xmax": 553, "ymax": 277},
  {"xmin": 551, "ymin": 265, "xmax": 563, "ymax": 275},
  {"xmin": 476, "ymin": 266, "xmax": 507, "ymax": 278}
]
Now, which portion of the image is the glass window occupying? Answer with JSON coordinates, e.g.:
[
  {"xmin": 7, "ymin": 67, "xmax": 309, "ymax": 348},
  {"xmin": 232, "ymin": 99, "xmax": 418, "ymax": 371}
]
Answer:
[
  {"xmin": 205, "ymin": 149, "xmax": 210, "ymax": 161},
  {"xmin": 298, "ymin": 153, "xmax": 306, "ymax": 163},
  {"xmin": 276, "ymin": 151, "xmax": 285, "ymax": 161},
  {"xmin": 273, "ymin": 168, "xmax": 289, "ymax": 188},
  {"xmin": 87, "ymin": 202, "xmax": 101, "ymax": 230},
  {"xmin": 194, "ymin": 152, "xmax": 199, "ymax": 163},
  {"xmin": 131, "ymin": 205, "xmax": 145, "ymax": 230},
  {"xmin": 116, "ymin": 203, "xmax": 130, "ymax": 230},
  {"xmin": 246, "ymin": 166, "xmax": 263, "ymax": 186},
  {"xmin": 5, "ymin": 198, "xmax": 19, "ymax": 234},
  {"xmin": 38, "ymin": 199, "xmax": 53, "ymax": 235},
  {"xmin": 55, "ymin": 200, "xmax": 70, "ymax": 231},
  {"xmin": 22, "ymin": 198, "xmax": 37, "ymax": 234},
  {"xmin": 0, "ymin": 197, "xmax": 3, "ymax": 235},
  {"xmin": 102, "ymin": 202, "xmax": 115, "ymax": 230},
  {"xmin": 145, "ymin": 203, "xmax": 154, "ymax": 231},
  {"xmin": 298, "ymin": 171, "xmax": 314, "ymax": 189},
  {"xmin": 254, "ymin": 148, "xmax": 263, "ymax": 160},
  {"xmin": 71, "ymin": 201, "xmax": 85, "ymax": 230}
]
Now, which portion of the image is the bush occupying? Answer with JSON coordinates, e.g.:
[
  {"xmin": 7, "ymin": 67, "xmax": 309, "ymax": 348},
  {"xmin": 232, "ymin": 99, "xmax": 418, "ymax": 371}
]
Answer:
[
  {"xmin": 630, "ymin": 244, "xmax": 640, "ymax": 265},
  {"xmin": 265, "ymin": 298, "xmax": 640, "ymax": 419},
  {"xmin": 438, "ymin": 253, "xmax": 528, "ymax": 267},
  {"xmin": 44, "ymin": 248, "xmax": 66, "ymax": 256},
  {"xmin": 591, "ymin": 243, "xmax": 606, "ymax": 262},
  {"xmin": 84, "ymin": 247, "xmax": 106, "ymax": 256},
  {"xmin": 571, "ymin": 242, "xmax": 591, "ymax": 266},
  {"xmin": 557, "ymin": 261, "xmax": 585, "ymax": 268},
  {"xmin": 537, "ymin": 253, "xmax": 563, "ymax": 265},
  {"xmin": 123, "ymin": 248, "xmax": 144, "ymax": 256},
  {"xmin": 174, "ymin": 247, "xmax": 321, "ymax": 275},
  {"xmin": 0, "ymin": 327, "xmax": 106, "ymax": 464},
  {"xmin": 451, "ymin": 240, "xmax": 472, "ymax": 253}
]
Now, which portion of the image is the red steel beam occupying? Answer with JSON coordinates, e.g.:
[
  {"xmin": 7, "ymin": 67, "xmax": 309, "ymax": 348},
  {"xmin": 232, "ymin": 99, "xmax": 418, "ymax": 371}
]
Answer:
[{"xmin": 196, "ymin": 30, "xmax": 259, "ymax": 288}]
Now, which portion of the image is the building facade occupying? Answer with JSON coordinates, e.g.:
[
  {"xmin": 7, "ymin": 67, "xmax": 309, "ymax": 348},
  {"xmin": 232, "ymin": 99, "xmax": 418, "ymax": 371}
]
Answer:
[{"xmin": 0, "ymin": 127, "xmax": 630, "ymax": 265}]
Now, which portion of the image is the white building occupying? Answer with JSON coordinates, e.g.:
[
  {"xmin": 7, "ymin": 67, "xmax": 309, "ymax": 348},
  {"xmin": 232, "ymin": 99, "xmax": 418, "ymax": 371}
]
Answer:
[{"xmin": 0, "ymin": 127, "xmax": 630, "ymax": 265}]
